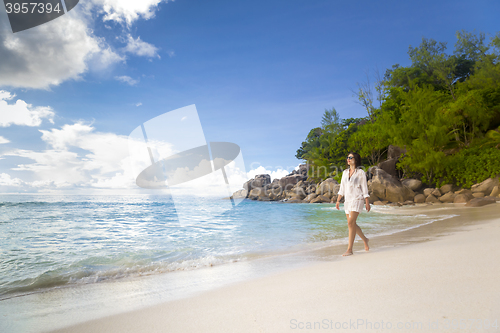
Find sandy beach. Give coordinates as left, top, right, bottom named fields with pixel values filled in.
left=48, top=203, right=500, bottom=333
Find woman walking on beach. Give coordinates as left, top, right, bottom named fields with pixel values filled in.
left=336, top=152, right=370, bottom=256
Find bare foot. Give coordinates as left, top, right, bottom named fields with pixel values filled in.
left=364, top=238, right=370, bottom=252
left=342, top=250, right=353, bottom=256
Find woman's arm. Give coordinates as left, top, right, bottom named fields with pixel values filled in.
left=360, top=170, right=370, bottom=212
left=360, top=170, right=370, bottom=199
left=336, top=194, right=343, bottom=210
left=336, top=171, right=345, bottom=210
left=337, top=171, right=345, bottom=197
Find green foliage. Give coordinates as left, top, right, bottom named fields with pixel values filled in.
left=485, top=126, right=500, bottom=148
left=433, top=146, right=500, bottom=188
left=297, top=29, right=500, bottom=187
left=333, top=172, right=342, bottom=184
left=490, top=32, right=500, bottom=58
left=349, top=119, right=390, bottom=165
left=295, top=127, right=323, bottom=160
left=296, top=108, right=369, bottom=182
left=342, top=117, right=366, bottom=128
left=454, top=30, right=488, bottom=64
left=387, top=85, right=449, bottom=182
left=304, top=123, right=359, bottom=183
left=384, top=66, right=431, bottom=91
left=321, top=108, right=343, bottom=135
left=327, top=123, right=358, bottom=167
left=444, top=88, right=493, bottom=146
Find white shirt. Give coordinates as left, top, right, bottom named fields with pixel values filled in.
left=337, top=168, right=370, bottom=202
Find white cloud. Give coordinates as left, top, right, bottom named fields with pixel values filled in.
left=90, top=0, right=167, bottom=25
left=115, top=75, right=139, bottom=86
left=123, top=34, right=160, bottom=58
left=39, top=122, right=133, bottom=175
left=130, top=150, right=248, bottom=196
left=10, top=149, right=90, bottom=185
left=4, top=122, right=138, bottom=190
left=0, top=173, right=24, bottom=187
left=0, top=0, right=166, bottom=89
left=90, top=45, right=126, bottom=71
left=136, top=102, right=142, bottom=107
left=0, top=90, right=54, bottom=127
left=38, top=122, right=93, bottom=150
left=0, top=172, right=56, bottom=193
left=1, top=119, right=252, bottom=195
left=0, top=136, right=10, bottom=144
left=0, top=121, right=255, bottom=196
left=0, top=12, right=121, bottom=89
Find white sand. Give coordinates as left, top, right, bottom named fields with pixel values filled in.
left=51, top=206, right=500, bottom=333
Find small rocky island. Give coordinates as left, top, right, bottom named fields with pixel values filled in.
left=231, top=146, right=500, bottom=208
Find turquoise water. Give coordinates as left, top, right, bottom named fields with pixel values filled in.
left=0, top=195, right=451, bottom=302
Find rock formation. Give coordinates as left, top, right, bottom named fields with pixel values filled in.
left=230, top=162, right=500, bottom=208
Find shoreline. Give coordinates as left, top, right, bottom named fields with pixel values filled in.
left=0, top=199, right=450, bottom=302
left=45, top=202, right=500, bottom=333
left=0, top=201, right=461, bottom=302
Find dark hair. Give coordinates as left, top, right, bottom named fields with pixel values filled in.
left=346, top=152, right=362, bottom=168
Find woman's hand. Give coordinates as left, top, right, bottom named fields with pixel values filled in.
left=336, top=201, right=340, bottom=210
left=365, top=198, right=370, bottom=212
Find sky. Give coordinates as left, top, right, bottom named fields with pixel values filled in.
left=0, top=0, right=499, bottom=194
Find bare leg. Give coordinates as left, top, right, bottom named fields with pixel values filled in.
left=356, top=224, right=369, bottom=251
left=342, top=212, right=358, bottom=256
left=343, top=212, right=369, bottom=256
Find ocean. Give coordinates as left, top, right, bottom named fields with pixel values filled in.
left=0, top=194, right=456, bottom=332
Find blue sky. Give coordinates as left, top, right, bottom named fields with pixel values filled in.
left=0, top=0, right=499, bottom=193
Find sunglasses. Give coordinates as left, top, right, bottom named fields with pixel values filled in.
left=347, top=156, right=354, bottom=160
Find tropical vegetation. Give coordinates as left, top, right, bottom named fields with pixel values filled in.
left=296, top=30, right=500, bottom=187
